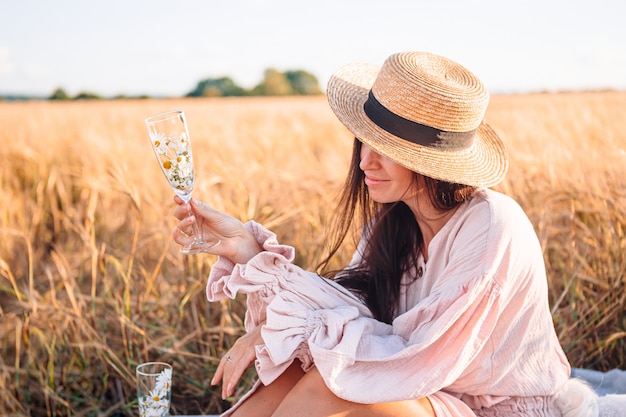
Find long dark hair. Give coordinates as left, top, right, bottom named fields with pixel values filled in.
left=317, top=139, right=476, bottom=324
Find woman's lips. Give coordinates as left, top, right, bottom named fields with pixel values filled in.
left=364, top=175, right=387, bottom=187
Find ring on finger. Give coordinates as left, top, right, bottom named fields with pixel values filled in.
left=226, top=355, right=233, bottom=363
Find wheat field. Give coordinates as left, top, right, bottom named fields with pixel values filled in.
left=1, top=93, right=625, bottom=416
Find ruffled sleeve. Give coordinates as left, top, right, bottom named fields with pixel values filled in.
left=206, top=221, right=294, bottom=300
left=206, top=221, right=368, bottom=325
left=206, top=220, right=300, bottom=330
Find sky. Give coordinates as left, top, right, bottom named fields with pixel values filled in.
left=1, top=0, right=625, bottom=97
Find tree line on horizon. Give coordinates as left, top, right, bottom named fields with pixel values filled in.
left=2, top=68, right=323, bottom=101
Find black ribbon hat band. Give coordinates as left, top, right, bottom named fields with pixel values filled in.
left=363, top=91, right=476, bottom=150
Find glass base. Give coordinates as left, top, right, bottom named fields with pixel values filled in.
left=180, top=239, right=221, bottom=255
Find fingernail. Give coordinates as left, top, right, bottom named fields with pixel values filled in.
left=227, top=383, right=233, bottom=397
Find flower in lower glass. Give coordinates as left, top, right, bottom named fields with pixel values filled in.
left=155, top=367, right=172, bottom=391
left=138, top=367, right=172, bottom=417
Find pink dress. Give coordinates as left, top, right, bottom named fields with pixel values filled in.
left=207, top=189, right=588, bottom=416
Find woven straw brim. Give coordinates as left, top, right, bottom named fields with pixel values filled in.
left=327, top=63, right=509, bottom=188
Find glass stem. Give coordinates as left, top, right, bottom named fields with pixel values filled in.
left=188, top=205, right=203, bottom=244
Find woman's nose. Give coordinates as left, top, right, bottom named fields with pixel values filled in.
left=359, top=143, right=379, bottom=170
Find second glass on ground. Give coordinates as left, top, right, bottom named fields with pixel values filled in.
left=136, top=361, right=173, bottom=417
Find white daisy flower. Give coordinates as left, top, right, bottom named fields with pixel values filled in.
left=178, top=132, right=190, bottom=151
left=155, top=367, right=172, bottom=392
left=150, top=132, right=168, bottom=155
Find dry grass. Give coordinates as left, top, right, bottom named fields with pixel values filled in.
left=0, top=92, right=624, bottom=416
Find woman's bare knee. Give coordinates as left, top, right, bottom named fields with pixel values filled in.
left=271, top=368, right=339, bottom=417
left=229, top=362, right=305, bottom=417
left=272, top=368, right=434, bottom=417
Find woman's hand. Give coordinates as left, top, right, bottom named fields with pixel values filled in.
left=172, top=196, right=262, bottom=264
left=211, top=324, right=264, bottom=399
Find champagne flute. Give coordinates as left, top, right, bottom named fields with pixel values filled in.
left=145, top=110, right=219, bottom=254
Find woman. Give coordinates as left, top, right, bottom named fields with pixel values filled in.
left=173, top=52, right=597, bottom=416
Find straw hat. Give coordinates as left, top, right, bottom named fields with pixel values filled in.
left=327, top=51, right=508, bottom=187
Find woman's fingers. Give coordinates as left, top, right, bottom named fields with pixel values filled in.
left=212, top=327, right=264, bottom=398
left=172, top=197, right=192, bottom=221
left=171, top=198, right=221, bottom=245
left=211, top=357, right=225, bottom=386
left=172, top=217, right=196, bottom=245
left=222, top=357, right=247, bottom=398
left=212, top=350, right=253, bottom=399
